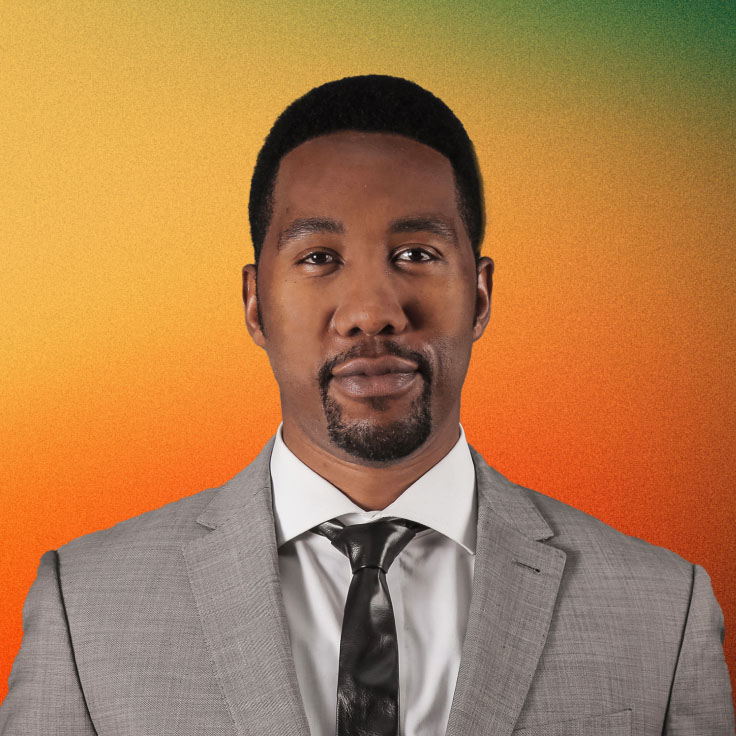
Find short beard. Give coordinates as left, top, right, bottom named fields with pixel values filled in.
left=317, top=342, right=433, bottom=464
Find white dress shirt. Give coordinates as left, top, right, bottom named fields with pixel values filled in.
left=270, top=424, right=477, bottom=736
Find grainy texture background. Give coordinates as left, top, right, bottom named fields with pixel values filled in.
left=2, top=0, right=734, bottom=702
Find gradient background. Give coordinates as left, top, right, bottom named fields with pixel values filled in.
left=2, top=0, right=735, bottom=704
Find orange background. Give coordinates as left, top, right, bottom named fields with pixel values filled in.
left=2, top=1, right=734, bottom=703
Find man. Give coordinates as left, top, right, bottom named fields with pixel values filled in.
left=1, top=75, right=733, bottom=735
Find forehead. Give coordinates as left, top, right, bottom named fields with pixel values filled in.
left=270, top=131, right=459, bottom=223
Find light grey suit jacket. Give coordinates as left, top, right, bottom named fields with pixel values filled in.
left=1, top=439, right=734, bottom=735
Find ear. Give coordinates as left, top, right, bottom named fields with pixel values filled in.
left=472, top=256, right=493, bottom=341
left=242, top=264, right=267, bottom=348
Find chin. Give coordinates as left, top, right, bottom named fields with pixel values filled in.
left=322, top=389, right=433, bottom=464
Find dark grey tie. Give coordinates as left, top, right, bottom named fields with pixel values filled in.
left=313, top=518, right=426, bottom=736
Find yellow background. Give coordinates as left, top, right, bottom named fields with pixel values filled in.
left=2, top=0, right=735, bottom=700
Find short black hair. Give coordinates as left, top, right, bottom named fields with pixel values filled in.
left=248, top=74, right=485, bottom=263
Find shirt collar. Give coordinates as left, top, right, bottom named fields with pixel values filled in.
left=270, top=424, right=477, bottom=554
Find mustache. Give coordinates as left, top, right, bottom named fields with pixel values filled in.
left=317, top=340, right=433, bottom=394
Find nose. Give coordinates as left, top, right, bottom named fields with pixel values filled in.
left=331, top=269, right=409, bottom=337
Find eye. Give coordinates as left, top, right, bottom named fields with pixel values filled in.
left=394, top=247, right=435, bottom=263
left=298, top=251, right=336, bottom=266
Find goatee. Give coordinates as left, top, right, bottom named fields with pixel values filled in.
left=317, top=342, right=433, bottom=463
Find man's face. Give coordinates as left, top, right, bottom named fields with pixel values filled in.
left=244, top=131, right=492, bottom=465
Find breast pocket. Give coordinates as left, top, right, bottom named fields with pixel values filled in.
left=511, top=708, right=631, bottom=736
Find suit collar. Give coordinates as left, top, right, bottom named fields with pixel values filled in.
left=468, top=445, right=555, bottom=541
left=194, top=437, right=276, bottom=531
left=195, top=439, right=552, bottom=541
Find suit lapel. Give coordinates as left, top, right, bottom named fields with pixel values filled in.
left=445, top=449, right=567, bottom=736
left=182, top=439, right=310, bottom=736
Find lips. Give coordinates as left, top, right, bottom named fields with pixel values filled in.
left=331, top=355, right=419, bottom=378
left=330, top=355, right=422, bottom=399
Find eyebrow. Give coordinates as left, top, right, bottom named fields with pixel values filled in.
left=276, top=213, right=458, bottom=251
left=277, top=217, right=344, bottom=250
left=388, top=215, right=457, bottom=242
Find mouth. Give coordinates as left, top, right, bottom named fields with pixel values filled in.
left=330, top=355, right=422, bottom=399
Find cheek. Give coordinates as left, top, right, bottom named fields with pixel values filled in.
left=427, top=292, right=476, bottom=386
left=427, top=275, right=477, bottom=334
left=431, top=335, right=473, bottom=391
left=261, top=288, right=328, bottom=387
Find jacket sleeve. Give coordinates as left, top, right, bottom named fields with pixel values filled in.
left=663, top=563, right=735, bottom=735
left=0, top=550, right=97, bottom=735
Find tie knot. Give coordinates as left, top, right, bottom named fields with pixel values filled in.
left=313, top=518, right=425, bottom=573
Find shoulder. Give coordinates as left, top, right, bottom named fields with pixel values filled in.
left=485, top=468, right=703, bottom=642
left=57, top=483, right=220, bottom=562
left=522, top=483, right=692, bottom=580
left=471, top=447, right=694, bottom=587
left=41, top=483, right=226, bottom=610
left=57, top=440, right=276, bottom=565
left=503, top=480, right=698, bottom=611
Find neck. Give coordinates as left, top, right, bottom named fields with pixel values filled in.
left=280, top=416, right=461, bottom=510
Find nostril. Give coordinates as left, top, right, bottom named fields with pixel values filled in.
left=333, top=304, right=409, bottom=338
left=360, top=323, right=397, bottom=337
